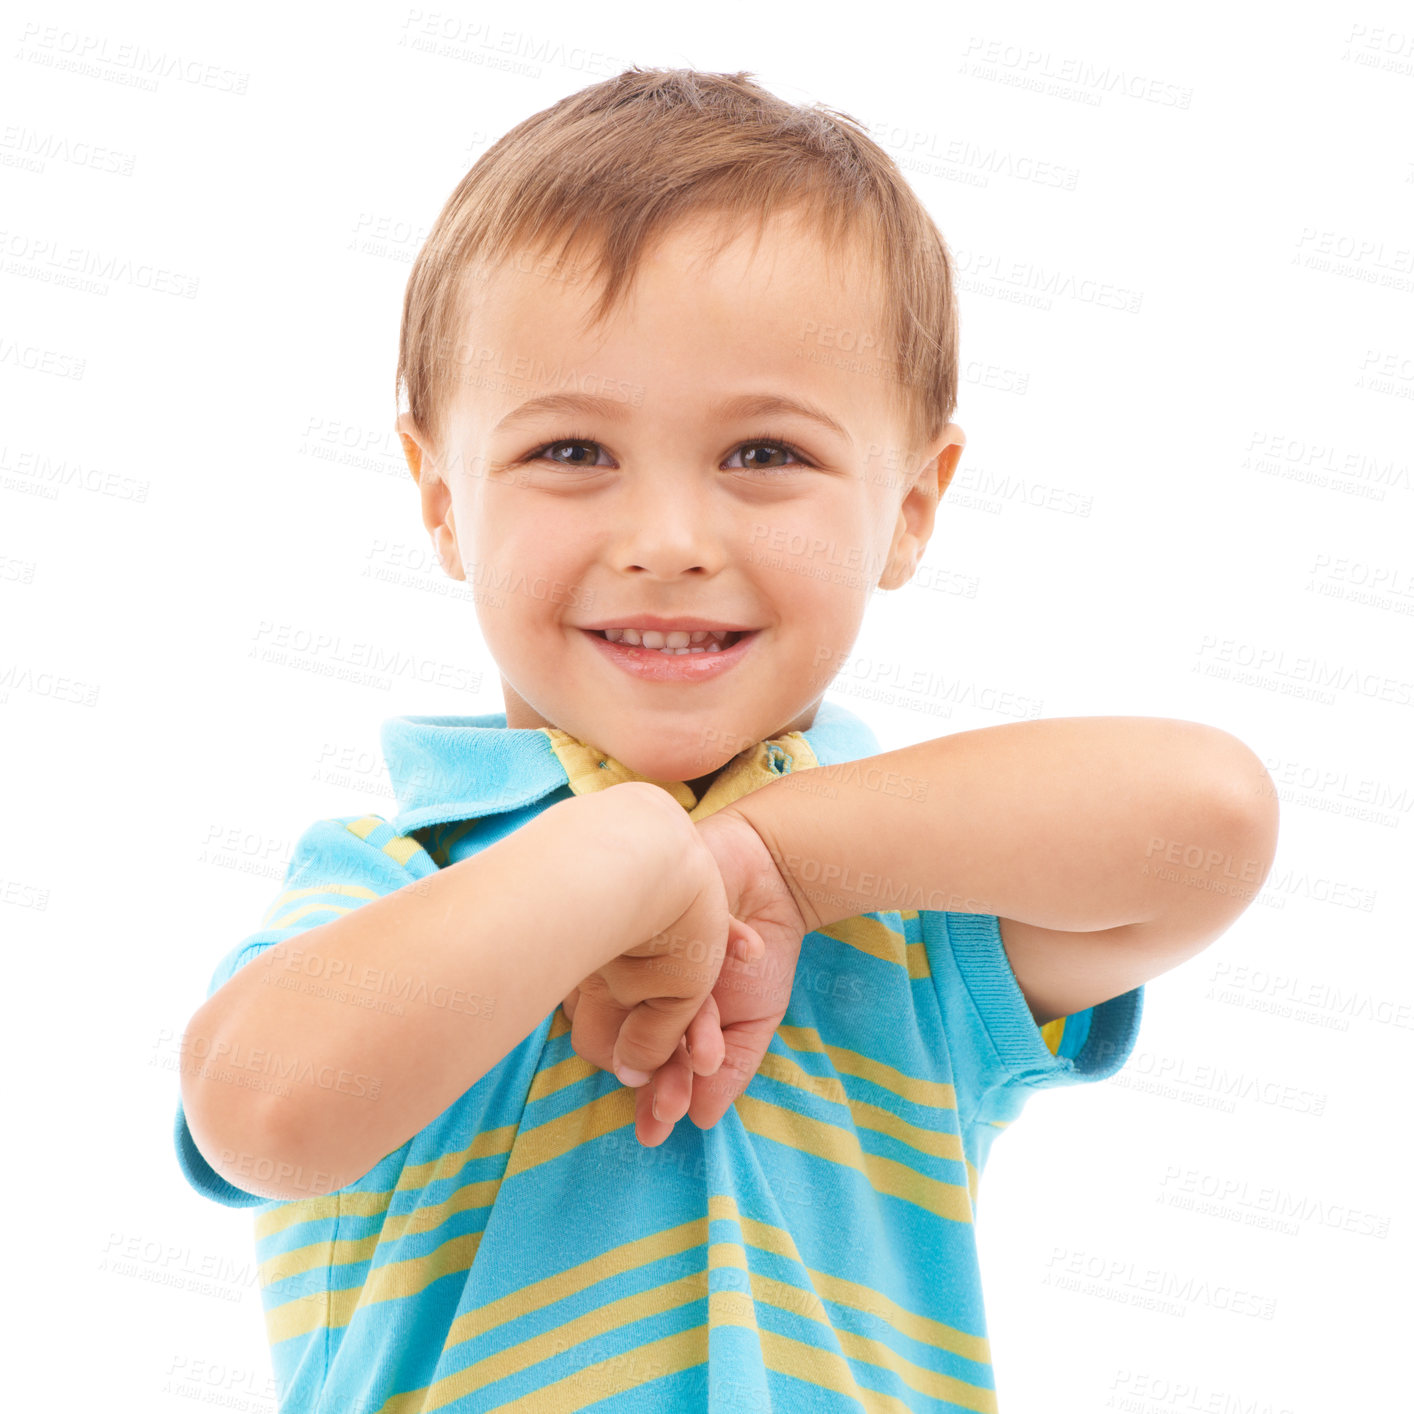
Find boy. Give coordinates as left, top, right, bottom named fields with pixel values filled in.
left=174, top=67, right=1278, bottom=1413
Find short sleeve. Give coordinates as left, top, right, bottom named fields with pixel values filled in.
left=919, top=909, right=1143, bottom=1123
left=173, top=815, right=436, bottom=1208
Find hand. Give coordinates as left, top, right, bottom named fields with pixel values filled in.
left=560, top=910, right=767, bottom=1146
left=562, top=806, right=808, bottom=1143
left=683, top=807, right=810, bottom=1131
left=558, top=798, right=768, bottom=1146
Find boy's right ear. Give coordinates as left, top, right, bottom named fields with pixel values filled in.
left=396, top=412, right=428, bottom=486
left=397, top=412, right=465, bottom=581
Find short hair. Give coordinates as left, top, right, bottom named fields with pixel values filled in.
left=396, top=66, right=959, bottom=469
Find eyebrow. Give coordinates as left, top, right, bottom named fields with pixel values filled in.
left=491, top=391, right=854, bottom=446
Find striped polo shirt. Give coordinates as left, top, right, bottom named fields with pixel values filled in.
left=173, top=696, right=1144, bottom=1412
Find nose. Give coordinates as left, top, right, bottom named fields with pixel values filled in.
left=609, top=473, right=730, bottom=579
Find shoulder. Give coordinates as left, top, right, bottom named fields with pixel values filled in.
left=261, top=814, right=438, bottom=919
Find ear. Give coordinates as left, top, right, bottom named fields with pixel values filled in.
left=396, top=410, right=426, bottom=486
left=396, top=412, right=465, bottom=581
left=878, top=422, right=965, bottom=592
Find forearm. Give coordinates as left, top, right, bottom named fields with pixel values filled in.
left=726, top=716, right=1268, bottom=934
left=180, top=783, right=690, bottom=1199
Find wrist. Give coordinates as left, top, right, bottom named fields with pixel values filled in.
left=547, top=784, right=702, bottom=958
left=701, top=802, right=821, bottom=937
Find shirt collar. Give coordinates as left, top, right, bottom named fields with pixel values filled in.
left=380, top=695, right=881, bottom=832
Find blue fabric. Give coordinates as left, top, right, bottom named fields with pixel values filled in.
left=172, top=696, right=1143, bottom=1412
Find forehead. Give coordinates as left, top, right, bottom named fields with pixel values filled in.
left=445, top=209, right=900, bottom=446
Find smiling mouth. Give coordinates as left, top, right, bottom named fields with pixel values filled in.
left=587, top=628, right=751, bottom=654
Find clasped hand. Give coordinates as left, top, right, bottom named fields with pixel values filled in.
left=559, top=804, right=809, bottom=1147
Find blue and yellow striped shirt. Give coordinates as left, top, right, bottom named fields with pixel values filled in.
left=174, top=697, right=1143, bottom=1412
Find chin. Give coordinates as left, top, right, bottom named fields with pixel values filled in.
left=589, top=728, right=732, bottom=785
left=613, top=747, right=723, bottom=785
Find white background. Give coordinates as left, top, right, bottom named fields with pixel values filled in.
left=5, top=1, right=1411, bottom=1409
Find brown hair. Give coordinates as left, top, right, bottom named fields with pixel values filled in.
left=396, top=66, right=959, bottom=466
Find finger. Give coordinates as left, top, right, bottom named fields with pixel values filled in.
left=570, top=990, right=631, bottom=1077
left=560, top=987, right=580, bottom=1023
left=611, top=994, right=704, bottom=1086
left=686, top=1014, right=782, bottom=1131
left=642, top=1039, right=694, bottom=1142
left=727, top=915, right=766, bottom=966
left=684, top=992, right=725, bottom=1076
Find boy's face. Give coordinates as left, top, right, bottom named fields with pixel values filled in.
left=400, top=208, right=964, bottom=786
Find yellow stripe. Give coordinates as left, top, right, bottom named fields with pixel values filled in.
left=1040, top=1016, right=1066, bottom=1056
left=816, top=913, right=908, bottom=968
left=386, top=1207, right=950, bottom=1414
left=698, top=1232, right=883, bottom=1406
left=336, top=1186, right=994, bottom=1413
left=705, top=1228, right=922, bottom=1406
left=831, top=1318, right=998, bottom=1413
left=261, top=1231, right=378, bottom=1288
left=481, top=1330, right=708, bottom=1414
left=264, top=899, right=362, bottom=929
left=897, top=906, right=950, bottom=986
left=386, top=1324, right=932, bottom=1414
left=776, top=1025, right=957, bottom=1111
left=259, top=883, right=378, bottom=927
left=753, top=1050, right=963, bottom=1163
left=259, top=1176, right=501, bottom=1286
left=734, top=1092, right=974, bottom=1223
left=397, top=1122, right=520, bottom=1195
left=384, top=1270, right=711, bottom=1413
left=261, top=1289, right=331, bottom=1350
left=255, top=1188, right=395, bottom=1242
left=757, top=1327, right=923, bottom=1414
left=265, top=1231, right=484, bottom=1346
left=261, top=1088, right=616, bottom=1339
left=382, top=833, right=426, bottom=868
left=503, top=1089, right=635, bottom=1179
left=254, top=1125, right=519, bottom=1242
left=445, top=1217, right=708, bottom=1349
left=334, top=814, right=430, bottom=871
left=742, top=1266, right=997, bottom=1411
left=698, top=1216, right=967, bottom=1414
left=718, top=1199, right=993, bottom=1388
left=800, top=1264, right=990, bottom=1365
left=525, top=1051, right=600, bottom=1103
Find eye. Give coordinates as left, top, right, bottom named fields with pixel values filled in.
left=724, top=438, right=812, bottom=474
left=523, top=436, right=609, bottom=470
left=517, top=433, right=814, bottom=474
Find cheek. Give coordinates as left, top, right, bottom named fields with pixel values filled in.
left=478, top=504, right=578, bottom=563
left=470, top=523, right=583, bottom=634
left=768, top=565, right=869, bottom=657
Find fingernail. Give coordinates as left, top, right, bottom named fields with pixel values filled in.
left=616, top=1064, right=651, bottom=1087
left=651, top=1091, right=661, bottom=1121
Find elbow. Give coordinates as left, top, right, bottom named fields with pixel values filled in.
left=179, top=1006, right=345, bottom=1202
left=1201, top=729, right=1281, bottom=895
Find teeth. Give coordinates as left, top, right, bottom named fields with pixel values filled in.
left=600, top=627, right=742, bottom=654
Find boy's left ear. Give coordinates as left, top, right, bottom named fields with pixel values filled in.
left=878, top=423, right=966, bottom=590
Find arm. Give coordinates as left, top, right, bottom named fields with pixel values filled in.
left=721, top=717, right=1280, bottom=1026
left=180, top=782, right=710, bottom=1201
